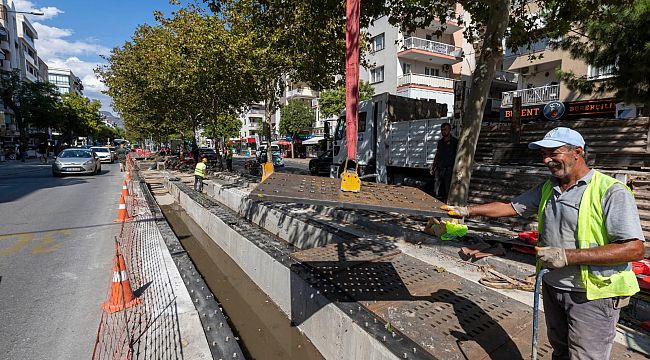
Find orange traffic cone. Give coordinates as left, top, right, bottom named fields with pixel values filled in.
left=114, top=195, right=132, bottom=222
left=121, top=180, right=129, bottom=198
left=102, top=248, right=142, bottom=313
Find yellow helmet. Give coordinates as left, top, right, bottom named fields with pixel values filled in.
left=202, top=158, right=208, bottom=163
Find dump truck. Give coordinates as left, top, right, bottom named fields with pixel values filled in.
left=331, top=92, right=452, bottom=191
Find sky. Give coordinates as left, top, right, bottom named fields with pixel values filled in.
left=12, top=0, right=185, bottom=114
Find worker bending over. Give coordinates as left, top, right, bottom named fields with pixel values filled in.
left=442, top=127, right=644, bottom=360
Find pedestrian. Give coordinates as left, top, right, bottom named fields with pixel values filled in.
left=441, top=127, right=644, bottom=360
left=18, top=143, right=27, bottom=162
left=429, top=122, right=458, bottom=202
left=191, top=143, right=199, bottom=163
left=226, top=147, right=233, bottom=172
left=37, top=141, right=48, bottom=164
left=116, top=143, right=128, bottom=172
left=194, top=157, right=208, bottom=192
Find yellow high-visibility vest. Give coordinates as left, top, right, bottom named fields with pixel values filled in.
left=538, top=170, right=639, bottom=300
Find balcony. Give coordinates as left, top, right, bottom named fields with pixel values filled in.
left=286, top=87, right=318, bottom=99
left=397, top=73, right=455, bottom=91
left=494, top=70, right=519, bottom=84
left=501, top=84, right=560, bottom=107
left=398, top=37, right=463, bottom=65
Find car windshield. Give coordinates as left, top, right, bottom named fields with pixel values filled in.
left=60, top=149, right=92, bottom=158
left=91, top=147, right=110, bottom=153
left=200, top=148, right=216, bottom=154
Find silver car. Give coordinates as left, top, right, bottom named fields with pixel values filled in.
left=52, top=149, right=101, bottom=176
left=90, top=146, right=114, bottom=163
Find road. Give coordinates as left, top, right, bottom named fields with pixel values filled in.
left=0, top=160, right=122, bottom=359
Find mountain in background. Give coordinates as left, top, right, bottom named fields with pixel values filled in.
left=100, top=111, right=124, bottom=129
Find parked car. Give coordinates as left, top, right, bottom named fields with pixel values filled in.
left=199, top=147, right=218, bottom=163
left=258, top=149, right=284, bottom=167
left=90, top=146, right=114, bottom=163
left=52, top=149, right=101, bottom=176
left=309, top=150, right=333, bottom=176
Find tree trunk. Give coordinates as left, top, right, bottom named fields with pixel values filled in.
left=447, top=0, right=512, bottom=206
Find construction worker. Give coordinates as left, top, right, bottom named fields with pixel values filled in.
left=194, top=157, right=208, bottom=192
left=441, top=127, right=644, bottom=359
left=226, top=147, right=233, bottom=172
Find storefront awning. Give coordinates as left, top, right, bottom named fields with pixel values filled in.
left=302, top=136, right=324, bottom=145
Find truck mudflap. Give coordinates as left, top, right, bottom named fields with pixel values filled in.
left=250, top=172, right=447, bottom=217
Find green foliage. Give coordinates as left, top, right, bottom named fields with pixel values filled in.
left=96, top=7, right=259, bottom=143
left=56, top=93, right=103, bottom=142
left=202, top=113, right=242, bottom=140
left=554, top=0, right=650, bottom=105
left=279, top=99, right=314, bottom=136
left=319, top=80, right=375, bottom=119
left=0, top=69, right=60, bottom=145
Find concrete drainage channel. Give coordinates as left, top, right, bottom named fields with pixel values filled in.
left=159, top=201, right=325, bottom=359
left=160, top=178, right=429, bottom=360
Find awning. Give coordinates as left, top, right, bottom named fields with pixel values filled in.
left=302, top=136, right=324, bottom=145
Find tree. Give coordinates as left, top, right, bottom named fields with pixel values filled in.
left=0, top=69, right=60, bottom=149
left=96, top=6, right=259, bottom=151
left=202, top=113, right=242, bottom=144
left=554, top=1, right=650, bottom=109
left=319, top=80, right=375, bottom=119
left=55, top=93, right=102, bottom=143
left=279, top=99, right=314, bottom=158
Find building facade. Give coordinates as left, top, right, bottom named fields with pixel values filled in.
left=48, top=67, right=84, bottom=96
left=359, top=13, right=467, bottom=118
left=15, top=14, right=38, bottom=83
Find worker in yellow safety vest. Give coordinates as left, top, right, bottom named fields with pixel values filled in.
left=194, top=157, right=208, bottom=192
left=440, top=127, right=644, bottom=359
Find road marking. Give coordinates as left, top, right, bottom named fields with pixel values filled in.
left=0, top=229, right=72, bottom=256
left=32, top=230, right=71, bottom=254
left=0, top=233, right=33, bottom=257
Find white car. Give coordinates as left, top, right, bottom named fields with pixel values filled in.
left=90, top=147, right=114, bottom=163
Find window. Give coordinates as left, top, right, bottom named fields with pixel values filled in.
left=402, top=63, right=411, bottom=75
left=370, top=66, right=384, bottom=83
left=588, top=64, right=615, bottom=80
left=425, top=67, right=439, bottom=77
left=372, top=33, right=385, bottom=52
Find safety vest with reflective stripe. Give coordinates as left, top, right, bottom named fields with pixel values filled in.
left=194, top=162, right=206, bottom=178
left=538, top=170, right=640, bottom=300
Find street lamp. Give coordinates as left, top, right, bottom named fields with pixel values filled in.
left=6, top=10, right=45, bottom=16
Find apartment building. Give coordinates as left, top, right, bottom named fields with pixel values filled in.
left=239, top=102, right=266, bottom=138
left=48, top=67, right=84, bottom=96
left=15, top=14, right=38, bottom=82
left=360, top=13, right=468, bottom=117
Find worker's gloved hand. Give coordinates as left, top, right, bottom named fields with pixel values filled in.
left=440, top=205, right=469, bottom=218
left=536, top=247, right=568, bottom=269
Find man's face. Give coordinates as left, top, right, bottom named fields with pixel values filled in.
left=441, top=125, right=451, bottom=137
left=540, top=145, right=580, bottom=179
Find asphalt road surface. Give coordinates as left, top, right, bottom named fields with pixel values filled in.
left=0, top=161, right=123, bottom=359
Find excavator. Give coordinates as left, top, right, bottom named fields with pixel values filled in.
left=253, top=0, right=446, bottom=218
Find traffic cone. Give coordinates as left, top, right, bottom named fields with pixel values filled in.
left=113, top=195, right=132, bottom=222
left=121, top=180, right=129, bottom=198
left=102, top=248, right=142, bottom=313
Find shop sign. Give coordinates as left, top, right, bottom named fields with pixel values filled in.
left=500, top=98, right=617, bottom=121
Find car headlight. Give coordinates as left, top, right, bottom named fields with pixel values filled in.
left=84, top=160, right=94, bottom=165
left=55, top=160, right=62, bottom=167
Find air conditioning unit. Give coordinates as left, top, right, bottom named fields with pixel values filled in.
left=442, top=64, right=451, bottom=71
